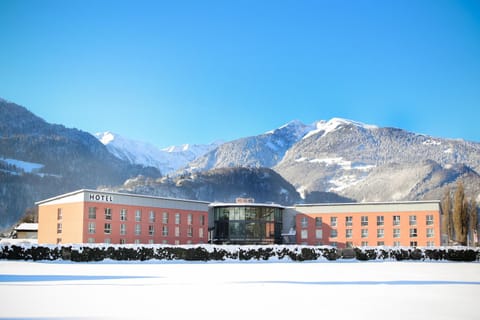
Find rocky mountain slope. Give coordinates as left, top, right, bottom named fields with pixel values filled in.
left=0, top=98, right=160, bottom=228
left=274, top=119, right=480, bottom=201
left=109, top=167, right=352, bottom=206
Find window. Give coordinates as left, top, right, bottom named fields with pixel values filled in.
left=393, top=228, right=400, bottom=238
left=56, top=238, right=62, bottom=244
left=409, top=215, right=417, bottom=226
left=104, top=238, right=111, bottom=244
left=148, top=239, right=154, bottom=244
left=410, top=241, right=418, bottom=247
left=104, top=223, right=111, bottom=234
left=377, top=229, right=384, bottom=238
left=105, top=208, right=112, bottom=220
left=88, top=222, right=96, bottom=234
left=135, top=224, right=141, bottom=235
left=426, top=215, right=434, bottom=225
left=162, top=212, right=169, bottom=224
left=87, top=238, right=95, bottom=244
left=135, top=210, right=142, bottom=222
left=427, top=241, right=435, bottom=247
left=120, top=224, right=126, bottom=235
left=134, top=239, right=140, bottom=244
left=187, top=213, right=193, bottom=225
left=330, top=229, right=338, bottom=238
left=175, top=213, right=180, bottom=225
left=187, top=226, right=193, bottom=237
left=200, top=215, right=205, bottom=226
left=120, top=239, right=126, bottom=244
left=175, top=226, right=180, bottom=237
left=393, top=215, right=400, bottom=226
left=162, top=225, right=168, bottom=236
left=57, top=223, right=62, bottom=234
left=149, top=225, right=154, bottom=236
left=346, top=229, right=352, bottom=238
left=88, top=207, right=96, bottom=219
left=120, top=209, right=127, bottom=221
left=361, top=216, right=368, bottom=226
left=427, top=228, right=434, bottom=238
left=345, top=216, right=353, bottom=227
left=301, top=216, right=308, bottom=228
left=315, top=217, right=322, bottom=227
left=315, top=229, right=323, bottom=239
left=346, top=241, right=353, bottom=248
left=361, top=229, right=368, bottom=238
left=57, top=208, right=62, bottom=220
left=410, top=228, right=418, bottom=237
left=393, top=241, right=401, bottom=247
left=301, top=229, right=308, bottom=240
left=330, top=217, right=337, bottom=227
left=377, top=216, right=384, bottom=226
left=377, top=241, right=384, bottom=246
left=199, top=227, right=204, bottom=238
left=149, top=211, right=155, bottom=223
left=361, top=241, right=368, bottom=247
left=331, top=241, right=337, bottom=247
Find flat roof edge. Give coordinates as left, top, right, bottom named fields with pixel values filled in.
left=35, top=189, right=211, bottom=206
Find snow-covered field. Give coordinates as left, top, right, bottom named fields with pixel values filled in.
left=1, top=260, right=479, bottom=319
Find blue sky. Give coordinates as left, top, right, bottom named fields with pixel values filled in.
left=1, top=0, right=479, bottom=147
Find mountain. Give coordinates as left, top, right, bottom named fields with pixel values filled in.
left=109, top=167, right=302, bottom=205
left=95, top=131, right=221, bottom=174
left=184, top=120, right=314, bottom=172
left=0, top=99, right=160, bottom=229
left=274, top=118, right=480, bottom=201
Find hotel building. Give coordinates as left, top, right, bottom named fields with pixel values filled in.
left=37, top=190, right=442, bottom=247
left=37, top=190, right=209, bottom=245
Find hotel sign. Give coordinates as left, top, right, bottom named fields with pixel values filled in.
left=89, top=193, right=113, bottom=202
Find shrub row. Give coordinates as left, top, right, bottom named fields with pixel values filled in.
left=0, top=244, right=478, bottom=262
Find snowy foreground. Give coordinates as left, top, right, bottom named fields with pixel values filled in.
left=0, top=260, right=479, bottom=320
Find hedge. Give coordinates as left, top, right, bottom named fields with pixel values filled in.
left=0, top=244, right=479, bottom=262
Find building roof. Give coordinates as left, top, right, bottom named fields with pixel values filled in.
left=294, top=200, right=441, bottom=214
left=209, top=202, right=285, bottom=209
left=15, top=223, right=38, bottom=231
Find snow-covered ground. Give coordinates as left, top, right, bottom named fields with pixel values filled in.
left=0, top=260, right=479, bottom=319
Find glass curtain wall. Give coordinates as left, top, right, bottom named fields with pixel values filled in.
left=213, top=206, right=283, bottom=244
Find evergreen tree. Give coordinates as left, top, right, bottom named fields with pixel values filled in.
left=453, top=181, right=468, bottom=245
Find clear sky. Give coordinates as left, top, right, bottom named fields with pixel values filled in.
left=1, top=0, right=479, bottom=147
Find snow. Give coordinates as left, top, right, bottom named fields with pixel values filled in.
left=0, top=260, right=478, bottom=319
left=94, top=132, right=221, bottom=174
left=303, top=117, right=378, bottom=140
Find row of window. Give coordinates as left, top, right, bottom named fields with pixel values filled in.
left=85, top=238, right=203, bottom=245
left=86, top=207, right=205, bottom=225
left=302, top=215, right=434, bottom=228
left=300, top=227, right=435, bottom=240
left=315, top=241, right=436, bottom=248
left=84, top=222, right=205, bottom=238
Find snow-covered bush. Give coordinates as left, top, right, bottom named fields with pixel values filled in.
left=0, top=243, right=479, bottom=262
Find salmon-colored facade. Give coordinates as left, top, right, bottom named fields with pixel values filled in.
left=37, top=190, right=209, bottom=245
left=38, top=190, right=442, bottom=247
left=294, top=202, right=441, bottom=248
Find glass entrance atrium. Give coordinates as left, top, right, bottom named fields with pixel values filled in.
left=212, top=204, right=283, bottom=244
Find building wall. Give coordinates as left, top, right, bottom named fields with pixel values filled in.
left=81, top=202, right=208, bottom=245
left=295, top=203, right=441, bottom=248
left=37, top=190, right=209, bottom=245
left=38, top=202, right=85, bottom=244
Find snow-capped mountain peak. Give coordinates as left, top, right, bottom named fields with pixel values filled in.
left=303, top=117, right=378, bottom=140
left=94, top=132, right=220, bottom=174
